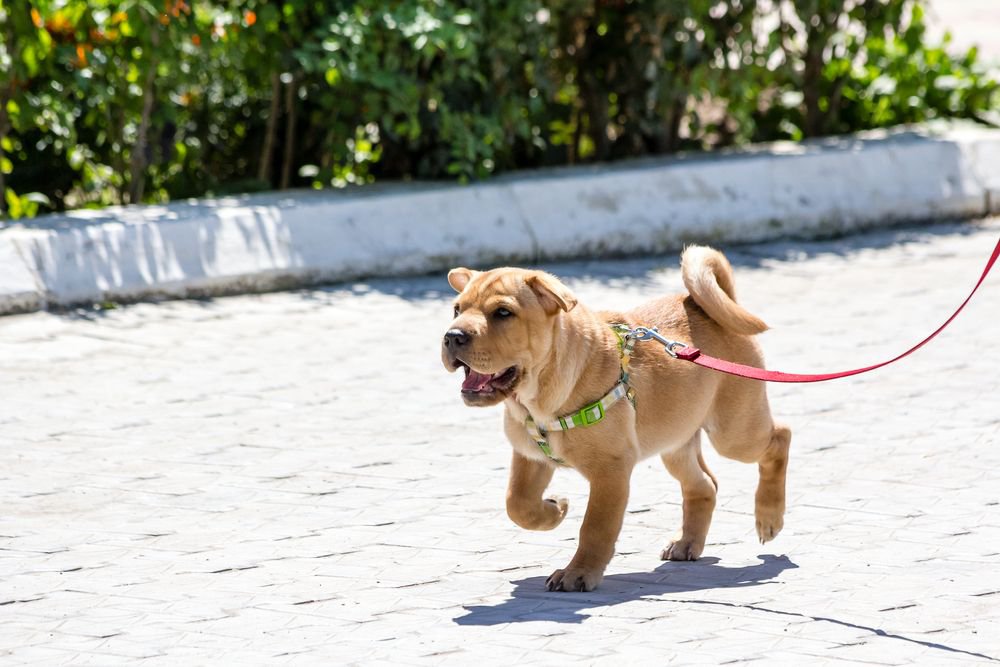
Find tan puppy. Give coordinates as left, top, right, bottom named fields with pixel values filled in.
left=441, top=247, right=791, bottom=592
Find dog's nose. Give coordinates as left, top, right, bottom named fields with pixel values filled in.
left=443, top=328, right=470, bottom=347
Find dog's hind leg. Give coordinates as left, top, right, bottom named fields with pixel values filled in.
left=753, top=423, right=791, bottom=543
left=705, top=382, right=791, bottom=544
left=661, top=431, right=718, bottom=561
left=506, top=452, right=568, bottom=531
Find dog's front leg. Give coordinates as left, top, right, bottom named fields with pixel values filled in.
left=506, top=452, right=568, bottom=531
left=546, top=461, right=631, bottom=592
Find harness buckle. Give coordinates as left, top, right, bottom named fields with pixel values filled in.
left=579, top=400, right=605, bottom=426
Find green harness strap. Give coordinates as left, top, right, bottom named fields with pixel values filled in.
left=524, top=324, right=637, bottom=465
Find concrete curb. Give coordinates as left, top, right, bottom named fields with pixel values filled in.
left=2, top=123, right=999, bottom=315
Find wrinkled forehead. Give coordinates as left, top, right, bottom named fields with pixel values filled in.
left=458, top=269, right=530, bottom=306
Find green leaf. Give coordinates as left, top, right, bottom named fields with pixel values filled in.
left=21, top=43, right=39, bottom=76
left=4, top=188, right=23, bottom=219
left=37, top=26, right=52, bottom=53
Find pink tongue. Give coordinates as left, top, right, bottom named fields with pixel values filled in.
left=462, top=370, right=494, bottom=392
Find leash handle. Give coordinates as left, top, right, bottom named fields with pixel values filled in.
left=646, top=236, right=1000, bottom=383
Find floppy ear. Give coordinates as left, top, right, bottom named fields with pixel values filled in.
left=447, top=267, right=478, bottom=293
left=526, top=272, right=578, bottom=314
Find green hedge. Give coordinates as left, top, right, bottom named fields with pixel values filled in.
left=1, top=0, right=997, bottom=219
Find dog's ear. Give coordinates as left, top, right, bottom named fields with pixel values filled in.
left=448, top=267, right=478, bottom=293
left=526, top=272, right=578, bottom=314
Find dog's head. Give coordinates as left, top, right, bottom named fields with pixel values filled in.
left=441, top=267, right=578, bottom=407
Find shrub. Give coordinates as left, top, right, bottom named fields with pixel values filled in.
left=0, top=0, right=996, bottom=219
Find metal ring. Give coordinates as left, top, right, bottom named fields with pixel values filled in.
left=664, top=341, right=688, bottom=358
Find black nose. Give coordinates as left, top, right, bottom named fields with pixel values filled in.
left=444, top=328, right=470, bottom=347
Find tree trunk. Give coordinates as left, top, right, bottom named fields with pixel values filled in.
left=583, top=81, right=610, bottom=161
left=577, top=15, right=611, bottom=163
left=128, top=27, right=158, bottom=205
left=568, top=106, right=580, bottom=165
left=824, top=75, right=847, bottom=135
left=802, top=21, right=830, bottom=138
left=663, top=95, right=686, bottom=153
left=257, top=71, right=281, bottom=185
left=113, top=108, right=128, bottom=204
left=279, top=76, right=298, bottom=190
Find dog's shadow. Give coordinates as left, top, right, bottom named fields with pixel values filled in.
left=454, top=554, right=796, bottom=626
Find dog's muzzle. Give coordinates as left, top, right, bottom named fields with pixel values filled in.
left=443, top=328, right=470, bottom=348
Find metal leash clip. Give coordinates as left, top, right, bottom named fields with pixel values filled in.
left=627, top=326, right=690, bottom=358
left=627, top=326, right=659, bottom=342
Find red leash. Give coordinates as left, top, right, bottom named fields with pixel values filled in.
left=641, top=236, right=1000, bottom=383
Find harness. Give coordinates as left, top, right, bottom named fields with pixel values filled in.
left=524, top=324, right=637, bottom=465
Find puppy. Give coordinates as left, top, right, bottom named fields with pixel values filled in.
left=441, top=247, right=790, bottom=592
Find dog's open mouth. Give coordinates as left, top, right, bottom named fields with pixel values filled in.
left=459, top=364, right=519, bottom=396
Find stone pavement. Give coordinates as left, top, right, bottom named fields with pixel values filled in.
left=1, top=219, right=999, bottom=665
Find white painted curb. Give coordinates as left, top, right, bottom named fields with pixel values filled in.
left=0, top=231, right=41, bottom=314
left=2, top=123, right=999, bottom=315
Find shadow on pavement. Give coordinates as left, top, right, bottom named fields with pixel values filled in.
left=455, top=552, right=997, bottom=662
left=454, top=554, right=797, bottom=626
left=312, top=218, right=990, bottom=305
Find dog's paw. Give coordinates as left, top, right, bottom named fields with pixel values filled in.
left=545, top=566, right=603, bottom=592
left=544, top=496, right=569, bottom=523
left=508, top=496, right=568, bottom=531
left=660, top=538, right=704, bottom=561
left=755, top=506, right=784, bottom=544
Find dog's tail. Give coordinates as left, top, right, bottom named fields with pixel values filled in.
left=681, top=245, right=768, bottom=336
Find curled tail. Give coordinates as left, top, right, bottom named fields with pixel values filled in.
left=681, top=245, right=768, bottom=336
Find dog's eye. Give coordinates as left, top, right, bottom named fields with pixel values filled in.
left=453, top=304, right=460, bottom=317
left=494, top=307, right=513, bottom=319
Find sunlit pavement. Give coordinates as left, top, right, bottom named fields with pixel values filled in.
left=1, top=218, right=998, bottom=664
